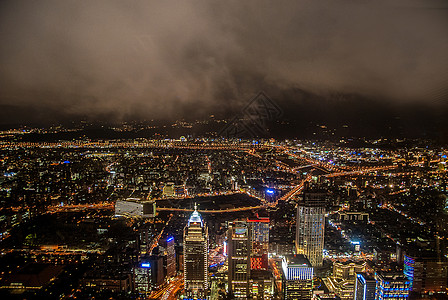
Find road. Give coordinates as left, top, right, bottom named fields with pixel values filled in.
left=148, top=275, right=183, bottom=299
left=277, top=173, right=313, bottom=203
left=148, top=214, right=173, bottom=254
left=269, top=258, right=282, bottom=295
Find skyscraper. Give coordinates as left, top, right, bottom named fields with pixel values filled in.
left=295, top=190, right=326, bottom=267
left=247, top=213, right=269, bottom=270
left=354, top=273, right=376, bottom=300
left=228, top=220, right=251, bottom=298
left=161, top=236, right=176, bottom=278
left=134, top=259, right=152, bottom=294
left=282, top=254, right=314, bottom=300
left=183, top=205, right=208, bottom=299
left=137, top=222, right=153, bottom=255
left=404, top=254, right=448, bottom=294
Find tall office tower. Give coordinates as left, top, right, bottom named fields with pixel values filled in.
left=149, top=254, right=165, bottom=287
left=295, top=190, right=326, bottom=267
left=228, top=220, right=251, bottom=298
left=161, top=236, right=176, bottom=278
left=137, top=223, right=153, bottom=254
left=183, top=205, right=209, bottom=299
left=247, top=213, right=270, bottom=270
left=134, top=259, right=152, bottom=294
left=375, top=272, right=410, bottom=300
left=354, top=273, right=376, bottom=300
left=282, top=254, right=314, bottom=300
left=404, top=254, right=448, bottom=294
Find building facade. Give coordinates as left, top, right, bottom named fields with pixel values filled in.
left=282, top=254, right=313, bottom=300
left=248, top=214, right=270, bottom=270
left=161, top=236, right=176, bottom=278
left=183, top=206, right=208, bottom=299
left=134, top=260, right=152, bottom=294
left=354, top=272, right=376, bottom=300
left=295, top=191, right=326, bottom=267
left=404, top=254, right=448, bottom=294
left=228, top=220, right=251, bottom=298
left=375, top=272, right=410, bottom=300
left=327, top=261, right=366, bottom=300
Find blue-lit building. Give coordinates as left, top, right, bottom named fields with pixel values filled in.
left=282, top=254, right=314, bottom=300
left=354, top=272, right=376, bottom=300
left=404, top=254, right=448, bottom=294
left=374, top=272, right=410, bottom=300
left=403, top=256, right=414, bottom=290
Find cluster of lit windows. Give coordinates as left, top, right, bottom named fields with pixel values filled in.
left=403, top=256, right=415, bottom=289
left=286, top=266, right=314, bottom=281
left=376, top=280, right=410, bottom=299
left=251, top=257, right=262, bottom=270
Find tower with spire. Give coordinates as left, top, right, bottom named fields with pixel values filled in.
left=183, top=204, right=209, bottom=299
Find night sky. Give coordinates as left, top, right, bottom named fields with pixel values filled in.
left=0, top=1, right=447, bottom=138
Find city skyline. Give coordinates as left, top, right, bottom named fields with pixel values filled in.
left=0, top=1, right=447, bottom=299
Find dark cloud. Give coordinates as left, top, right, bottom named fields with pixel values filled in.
left=0, top=0, right=447, bottom=123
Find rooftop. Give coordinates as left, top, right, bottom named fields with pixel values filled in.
left=284, top=254, right=312, bottom=267
left=188, top=204, right=203, bottom=227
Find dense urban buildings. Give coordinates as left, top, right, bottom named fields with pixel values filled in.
left=0, top=136, right=447, bottom=299
left=1, top=0, right=447, bottom=298
left=403, top=253, right=448, bottom=295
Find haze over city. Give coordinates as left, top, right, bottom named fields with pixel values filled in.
left=1, top=0, right=448, bottom=132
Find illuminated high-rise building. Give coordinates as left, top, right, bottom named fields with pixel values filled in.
left=183, top=205, right=208, bottom=299
left=149, top=254, right=165, bottom=287
left=247, top=213, right=269, bottom=270
left=295, top=191, right=325, bottom=267
left=354, top=273, right=376, bottom=300
left=282, top=254, right=314, bottom=300
left=328, top=261, right=367, bottom=300
left=137, top=223, right=153, bottom=255
left=134, top=259, right=152, bottom=294
left=161, top=236, right=176, bottom=278
left=374, top=272, right=410, bottom=300
left=404, top=254, right=448, bottom=294
left=228, top=220, right=251, bottom=298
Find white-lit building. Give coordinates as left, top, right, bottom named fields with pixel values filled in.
left=114, top=198, right=156, bottom=218
left=183, top=205, right=208, bottom=300
left=295, top=191, right=325, bottom=267
left=134, top=261, right=152, bottom=294
left=282, top=254, right=314, bottom=300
